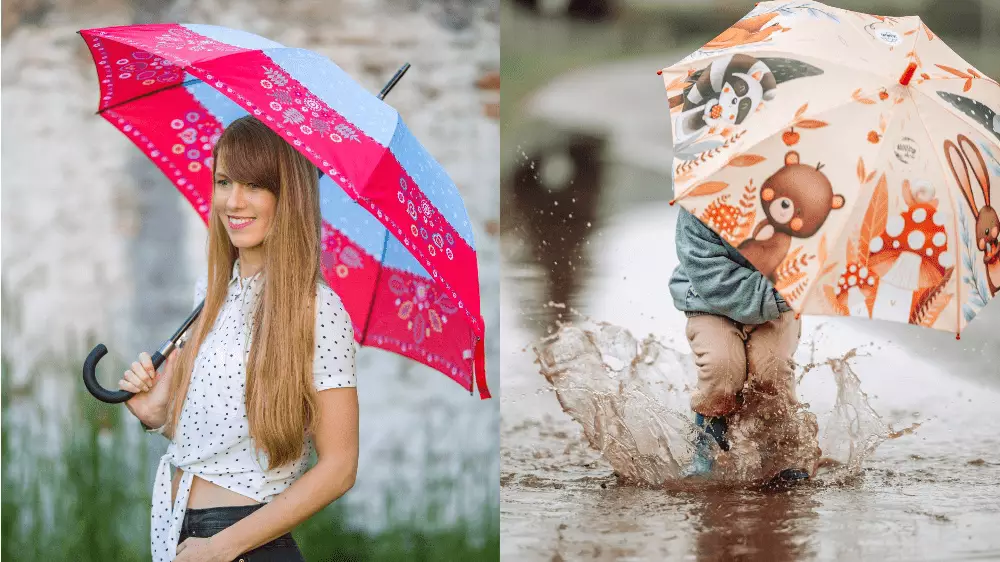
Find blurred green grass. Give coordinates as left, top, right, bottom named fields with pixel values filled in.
left=0, top=356, right=498, bottom=562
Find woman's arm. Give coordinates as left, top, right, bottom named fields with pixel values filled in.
left=211, top=387, right=360, bottom=558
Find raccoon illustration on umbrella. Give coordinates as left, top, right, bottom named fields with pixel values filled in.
left=668, top=54, right=825, bottom=160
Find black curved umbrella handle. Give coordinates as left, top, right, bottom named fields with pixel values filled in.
left=82, top=344, right=168, bottom=404
left=82, top=300, right=204, bottom=404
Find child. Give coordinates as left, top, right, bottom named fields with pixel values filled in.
left=670, top=207, right=810, bottom=482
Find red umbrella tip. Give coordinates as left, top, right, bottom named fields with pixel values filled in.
left=669, top=199, right=676, bottom=206
left=656, top=69, right=663, bottom=75
left=956, top=332, right=961, bottom=340
left=899, top=62, right=918, bottom=86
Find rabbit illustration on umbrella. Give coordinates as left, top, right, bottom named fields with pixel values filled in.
left=945, top=134, right=1000, bottom=296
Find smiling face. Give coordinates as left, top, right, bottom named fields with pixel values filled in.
left=213, top=156, right=278, bottom=251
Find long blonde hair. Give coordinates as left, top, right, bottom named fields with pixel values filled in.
left=167, top=116, right=325, bottom=469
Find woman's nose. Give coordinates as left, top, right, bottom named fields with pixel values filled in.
left=226, top=184, right=247, bottom=209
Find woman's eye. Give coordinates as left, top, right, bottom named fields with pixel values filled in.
left=215, top=179, right=229, bottom=186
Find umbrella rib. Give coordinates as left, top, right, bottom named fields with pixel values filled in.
left=360, top=230, right=391, bottom=345
left=96, top=78, right=204, bottom=115
left=905, top=85, right=968, bottom=336
left=793, top=93, right=906, bottom=319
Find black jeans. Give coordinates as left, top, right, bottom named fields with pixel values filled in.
left=178, top=504, right=305, bottom=562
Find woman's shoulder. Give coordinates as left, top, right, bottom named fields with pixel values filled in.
left=313, top=282, right=353, bottom=328
left=314, top=281, right=346, bottom=309
left=311, top=281, right=358, bottom=387
left=193, top=273, right=209, bottom=306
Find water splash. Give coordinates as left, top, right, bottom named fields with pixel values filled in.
left=533, top=320, right=892, bottom=487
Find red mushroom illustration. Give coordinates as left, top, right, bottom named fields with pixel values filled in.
left=835, top=260, right=879, bottom=317
left=867, top=180, right=952, bottom=323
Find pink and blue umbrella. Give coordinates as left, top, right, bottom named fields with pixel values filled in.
left=78, top=24, right=489, bottom=398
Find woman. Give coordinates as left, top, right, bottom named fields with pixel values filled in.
left=119, top=116, right=359, bottom=562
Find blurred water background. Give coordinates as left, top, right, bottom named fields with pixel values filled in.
left=1, top=0, right=500, bottom=559
left=500, top=0, right=1000, bottom=560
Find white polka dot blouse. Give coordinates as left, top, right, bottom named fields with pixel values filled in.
left=148, top=260, right=357, bottom=562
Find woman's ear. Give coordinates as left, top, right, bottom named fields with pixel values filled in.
left=832, top=194, right=845, bottom=209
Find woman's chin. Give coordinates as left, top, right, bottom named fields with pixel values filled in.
left=227, top=233, right=265, bottom=250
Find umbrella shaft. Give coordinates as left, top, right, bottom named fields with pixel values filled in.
left=378, top=63, right=411, bottom=100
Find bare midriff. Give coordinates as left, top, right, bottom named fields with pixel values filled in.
left=171, top=469, right=261, bottom=509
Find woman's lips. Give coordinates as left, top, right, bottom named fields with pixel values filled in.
left=228, top=216, right=256, bottom=230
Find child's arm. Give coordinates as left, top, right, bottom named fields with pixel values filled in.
left=675, top=209, right=781, bottom=325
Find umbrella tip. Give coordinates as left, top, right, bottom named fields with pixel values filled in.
left=899, top=62, right=918, bottom=86
left=956, top=332, right=961, bottom=340
left=656, top=69, right=663, bottom=75
left=669, top=199, right=676, bottom=206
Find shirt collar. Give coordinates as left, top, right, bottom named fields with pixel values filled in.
left=231, top=259, right=263, bottom=290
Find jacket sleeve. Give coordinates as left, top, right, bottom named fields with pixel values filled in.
left=675, top=209, right=781, bottom=324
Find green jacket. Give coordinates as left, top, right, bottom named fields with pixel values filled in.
left=669, top=207, right=791, bottom=325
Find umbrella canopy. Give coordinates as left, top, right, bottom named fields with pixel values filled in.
left=79, top=23, right=489, bottom=397
left=659, top=1, right=1000, bottom=337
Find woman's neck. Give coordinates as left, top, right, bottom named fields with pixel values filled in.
left=238, top=248, right=264, bottom=279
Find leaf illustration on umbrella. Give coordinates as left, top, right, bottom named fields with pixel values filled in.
left=727, top=154, right=767, bottom=167
left=852, top=88, right=877, bottom=105
left=823, top=284, right=848, bottom=315
left=921, top=22, right=935, bottom=41
left=675, top=140, right=726, bottom=160
left=937, top=64, right=975, bottom=91
left=795, top=119, right=828, bottom=129
left=856, top=156, right=877, bottom=184
left=682, top=181, right=729, bottom=198
left=817, top=233, right=838, bottom=277
left=857, top=173, right=889, bottom=268
left=911, top=267, right=954, bottom=326
left=959, top=209, right=992, bottom=321
left=847, top=237, right=858, bottom=266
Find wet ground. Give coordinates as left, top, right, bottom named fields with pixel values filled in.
left=499, top=141, right=1000, bottom=561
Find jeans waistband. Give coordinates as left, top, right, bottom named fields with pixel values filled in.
left=180, top=504, right=295, bottom=547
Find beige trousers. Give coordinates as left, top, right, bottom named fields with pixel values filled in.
left=686, top=310, right=802, bottom=417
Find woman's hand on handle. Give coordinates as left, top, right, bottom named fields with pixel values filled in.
left=120, top=351, right=175, bottom=429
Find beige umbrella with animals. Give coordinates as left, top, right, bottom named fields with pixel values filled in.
left=659, top=0, right=1000, bottom=337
